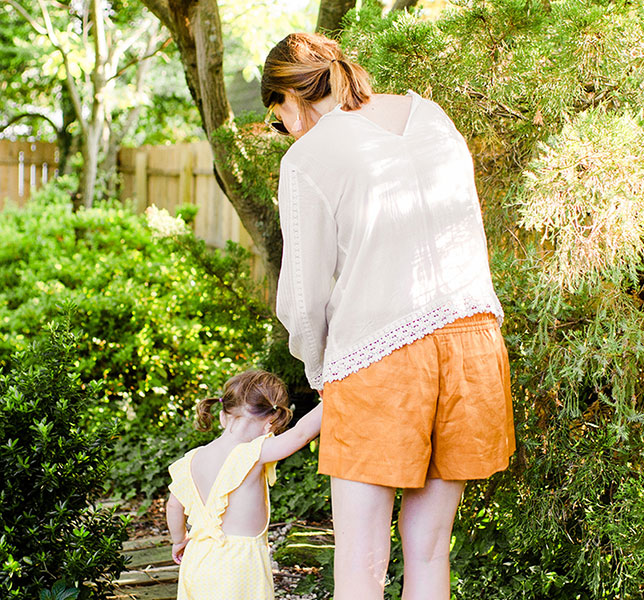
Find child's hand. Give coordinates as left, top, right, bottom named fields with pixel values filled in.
left=172, top=536, right=190, bottom=564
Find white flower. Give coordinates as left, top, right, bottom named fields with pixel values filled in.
left=145, top=205, right=189, bottom=238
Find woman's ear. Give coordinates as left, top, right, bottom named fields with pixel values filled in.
left=219, top=410, right=228, bottom=429
left=263, top=417, right=274, bottom=434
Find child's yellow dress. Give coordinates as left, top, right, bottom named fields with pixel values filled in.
left=168, top=434, right=277, bottom=600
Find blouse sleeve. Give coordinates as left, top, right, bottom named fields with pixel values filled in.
left=276, top=160, right=337, bottom=391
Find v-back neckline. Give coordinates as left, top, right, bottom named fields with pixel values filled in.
left=329, top=89, right=419, bottom=137
left=188, top=443, right=238, bottom=508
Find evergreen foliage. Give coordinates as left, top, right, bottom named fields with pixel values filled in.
left=0, top=321, right=127, bottom=599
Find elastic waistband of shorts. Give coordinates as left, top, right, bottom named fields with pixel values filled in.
left=432, top=312, right=499, bottom=335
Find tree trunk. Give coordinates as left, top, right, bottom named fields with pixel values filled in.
left=142, top=0, right=284, bottom=307
left=76, top=0, right=108, bottom=208
left=316, top=0, right=356, bottom=36
left=139, top=0, right=360, bottom=308
left=79, top=129, right=100, bottom=210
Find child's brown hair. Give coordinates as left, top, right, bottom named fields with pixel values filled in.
left=196, top=370, right=293, bottom=434
left=261, top=32, right=372, bottom=113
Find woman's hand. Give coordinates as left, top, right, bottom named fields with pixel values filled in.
left=172, top=536, right=190, bottom=564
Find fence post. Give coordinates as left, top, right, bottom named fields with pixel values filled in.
left=134, top=150, right=148, bottom=213
left=178, top=148, right=194, bottom=206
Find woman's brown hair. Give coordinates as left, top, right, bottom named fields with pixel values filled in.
left=196, top=370, right=293, bottom=434
left=261, top=32, right=372, bottom=112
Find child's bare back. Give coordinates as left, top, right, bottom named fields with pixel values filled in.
left=190, top=436, right=271, bottom=537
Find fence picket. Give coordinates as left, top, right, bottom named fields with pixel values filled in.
left=0, top=140, right=59, bottom=209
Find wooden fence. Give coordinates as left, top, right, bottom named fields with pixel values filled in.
left=118, top=141, right=255, bottom=253
left=0, top=140, right=59, bottom=209
left=0, top=139, right=262, bottom=277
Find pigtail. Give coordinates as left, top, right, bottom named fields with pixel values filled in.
left=195, top=397, right=220, bottom=432
left=270, top=404, right=294, bottom=435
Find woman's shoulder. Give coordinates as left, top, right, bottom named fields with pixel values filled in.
left=406, top=91, right=459, bottom=128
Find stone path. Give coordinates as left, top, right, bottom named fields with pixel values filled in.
left=110, top=535, right=177, bottom=600
left=110, top=524, right=333, bottom=600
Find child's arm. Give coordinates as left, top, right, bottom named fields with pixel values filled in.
left=166, top=492, right=189, bottom=564
left=260, top=402, right=322, bottom=464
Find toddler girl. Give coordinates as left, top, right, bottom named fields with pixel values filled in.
left=166, top=369, right=322, bottom=600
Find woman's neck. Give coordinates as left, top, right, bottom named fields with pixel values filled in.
left=311, top=95, right=339, bottom=118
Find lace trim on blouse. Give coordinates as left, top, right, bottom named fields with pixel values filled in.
left=318, top=297, right=504, bottom=388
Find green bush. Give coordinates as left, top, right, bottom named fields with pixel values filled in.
left=271, top=442, right=330, bottom=523
left=0, top=178, right=273, bottom=498
left=0, top=178, right=269, bottom=421
left=0, top=320, right=127, bottom=599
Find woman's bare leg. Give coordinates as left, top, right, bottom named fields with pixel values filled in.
left=331, top=477, right=396, bottom=600
left=399, top=478, right=465, bottom=600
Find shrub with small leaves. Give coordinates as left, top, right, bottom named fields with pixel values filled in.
left=0, top=320, right=128, bottom=599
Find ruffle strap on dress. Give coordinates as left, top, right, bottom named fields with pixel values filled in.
left=168, top=447, right=200, bottom=516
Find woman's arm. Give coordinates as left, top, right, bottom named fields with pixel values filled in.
left=260, top=402, right=323, bottom=464
left=166, top=492, right=189, bottom=564
left=276, top=161, right=337, bottom=392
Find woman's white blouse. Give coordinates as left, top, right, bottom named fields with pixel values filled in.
left=276, top=91, right=503, bottom=391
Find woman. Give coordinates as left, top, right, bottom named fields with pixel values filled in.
left=261, top=32, right=515, bottom=600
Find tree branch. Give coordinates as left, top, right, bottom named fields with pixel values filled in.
left=6, top=0, right=46, bottom=35
left=140, top=0, right=176, bottom=37
left=107, top=16, right=155, bottom=68
left=36, top=0, right=61, bottom=45
left=458, top=83, right=530, bottom=121
left=107, top=35, right=172, bottom=82
left=0, top=111, right=60, bottom=134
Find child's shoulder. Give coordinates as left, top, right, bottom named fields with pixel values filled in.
left=168, top=445, right=202, bottom=470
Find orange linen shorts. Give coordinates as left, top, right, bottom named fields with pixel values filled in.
left=318, top=313, right=515, bottom=488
